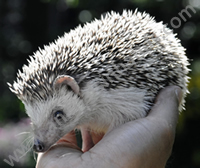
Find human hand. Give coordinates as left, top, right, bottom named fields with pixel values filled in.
left=36, top=86, right=182, bottom=168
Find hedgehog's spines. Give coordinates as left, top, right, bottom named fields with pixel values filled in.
left=9, top=9, right=190, bottom=107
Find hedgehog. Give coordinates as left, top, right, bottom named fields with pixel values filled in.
left=8, top=10, right=190, bottom=153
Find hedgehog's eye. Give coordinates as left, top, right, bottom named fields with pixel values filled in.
left=54, top=110, right=64, bottom=121
left=53, top=109, right=69, bottom=126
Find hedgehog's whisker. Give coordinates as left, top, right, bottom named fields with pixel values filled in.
left=16, top=131, right=31, bottom=137
left=26, top=136, right=38, bottom=162
left=22, top=135, right=34, bottom=149
left=27, top=136, right=34, bottom=148
left=20, top=134, right=33, bottom=146
left=19, top=136, right=34, bottom=159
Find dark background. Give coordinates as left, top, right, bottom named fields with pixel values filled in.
left=0, top=0, right=200, bottom=167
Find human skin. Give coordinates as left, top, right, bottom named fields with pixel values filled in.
left=36, top=86, right=182, bottom=168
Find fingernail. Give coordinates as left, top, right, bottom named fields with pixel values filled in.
left=175, top=88, right=183, bottom=105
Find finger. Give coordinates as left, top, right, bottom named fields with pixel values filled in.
left=81, top=128, right=94, bottom=152
left=148, top=85, right=182, bottom=128
left=56, top=130, right=81, bottom=151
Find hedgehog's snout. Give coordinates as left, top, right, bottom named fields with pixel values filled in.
left=33, top=139, right=45, bottom=152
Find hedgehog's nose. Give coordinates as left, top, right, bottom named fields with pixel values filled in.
left=33, top=139, right=44, bottom=152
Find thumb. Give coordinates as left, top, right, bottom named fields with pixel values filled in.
left=148, top=85, right=182, bottom=134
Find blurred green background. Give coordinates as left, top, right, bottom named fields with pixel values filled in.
left=0, top=0, right=200, bottom=167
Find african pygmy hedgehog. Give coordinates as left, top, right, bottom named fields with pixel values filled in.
left=8, top=10, right=190, bottom=152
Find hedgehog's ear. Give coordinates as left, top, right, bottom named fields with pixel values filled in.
left=54, top=75, right=80, bottom=94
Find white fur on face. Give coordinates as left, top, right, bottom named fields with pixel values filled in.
left=24, top=88, right=86, bottom=150
left=25, top=88, right=86, bottom=127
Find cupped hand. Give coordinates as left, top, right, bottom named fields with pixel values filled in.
left=36, top=86, right=182, bottom=168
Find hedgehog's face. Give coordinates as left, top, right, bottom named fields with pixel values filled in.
left=24, top=75, right=85, bottom=152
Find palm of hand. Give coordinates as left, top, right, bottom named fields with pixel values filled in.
left=36, top=86, right=181, bottom=168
